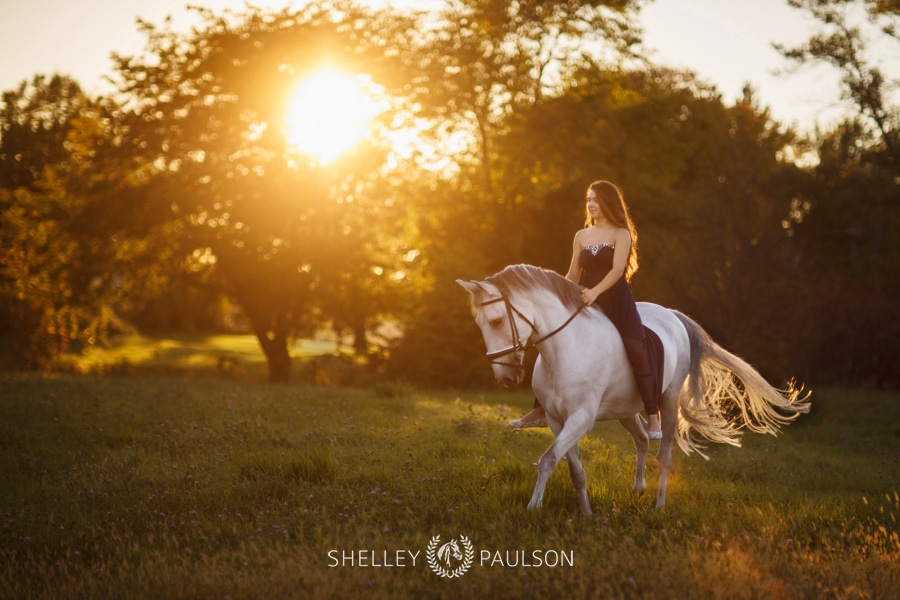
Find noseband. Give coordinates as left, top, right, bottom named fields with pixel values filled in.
left=474, top=281, right=584, bottom=371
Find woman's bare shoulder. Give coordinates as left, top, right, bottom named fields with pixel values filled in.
left=614, top=227, right=632, bottom=244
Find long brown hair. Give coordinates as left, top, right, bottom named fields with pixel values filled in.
left=584, top=180, right=639, bottom=281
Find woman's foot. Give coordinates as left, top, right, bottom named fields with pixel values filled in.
left=647, top=413, right=662, bottom=439
left=508, top=406, right=547, bottom=428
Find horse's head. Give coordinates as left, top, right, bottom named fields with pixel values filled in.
left=457, top=278, right=535, bottom=388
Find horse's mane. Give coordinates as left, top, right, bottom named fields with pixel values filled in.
left=487, top=264, right=583, bottom=310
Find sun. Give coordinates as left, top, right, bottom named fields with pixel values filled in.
left=285, top=68, right=382, bottom=163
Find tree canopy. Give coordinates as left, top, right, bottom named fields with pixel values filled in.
left=1, top=0, right=896, bottom=388
left=91, top=2, right=419, bottom=382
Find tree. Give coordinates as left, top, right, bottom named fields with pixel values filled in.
left=785, top=122, right=900, bottom=386
left=96, top=3, right=416, bottom=382
left=780, top=0, right=900, bottom=170
left=0, top=75, right=84, bottom=191
left=776, top=0, right=899, bottom=386
left=0, top=75, right=140, bottom=369
left=396, top=0, right=642, bottom=235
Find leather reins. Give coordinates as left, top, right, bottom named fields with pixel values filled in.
left=473, top=280, right=584, bottom=370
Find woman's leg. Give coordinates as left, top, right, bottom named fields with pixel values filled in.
left=623, top=336, right=662, bottom=437
left=508, top=397, right=546, bottom=428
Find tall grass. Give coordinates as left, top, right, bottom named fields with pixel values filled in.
left=0, top=375, right=896, bottom=599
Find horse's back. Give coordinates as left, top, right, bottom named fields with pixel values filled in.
left=636, top=302, right=690, bottom=393
left=636, top=302, right=685, bottom=338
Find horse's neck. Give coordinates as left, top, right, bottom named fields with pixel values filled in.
left=529, top=293, right=616, bottom=360
left=527, top=291, right=580, bottom=340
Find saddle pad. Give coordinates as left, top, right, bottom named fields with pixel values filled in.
left=643, top=325, right=665, bottom=400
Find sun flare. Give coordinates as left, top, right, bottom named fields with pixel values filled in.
left=285, top=68, right=382, bottom=163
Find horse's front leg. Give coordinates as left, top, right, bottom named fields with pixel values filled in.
left=527, top=443, right=558, bottom=512
left=618, top=415, right=649, bottom=493
left=527, top=412, right=593, bottom=512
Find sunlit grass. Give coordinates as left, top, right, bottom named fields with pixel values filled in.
left=55, top=333, right=342, bottom=381
left=0, top=377, right=896, bottom=599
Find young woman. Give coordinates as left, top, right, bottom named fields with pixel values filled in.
left=509, top=180, right=663, bottom=438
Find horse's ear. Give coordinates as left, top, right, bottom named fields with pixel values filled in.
left=456, top=279, right=479, bottom=295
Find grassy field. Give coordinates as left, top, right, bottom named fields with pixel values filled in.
left=51, top=332, right=345, bottom=382
left=0, top=374, right=897, bottom=599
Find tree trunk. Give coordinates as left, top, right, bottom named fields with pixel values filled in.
left=7, top=298, right=67, bottom=371
left=352, top=312, right=367, bottom=357
left=255, top=330, right=292, bottom=383
left=243, top=304, right=292, bottom=384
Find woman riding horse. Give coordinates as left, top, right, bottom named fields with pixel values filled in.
left=510, top=180, right=663, bottom=439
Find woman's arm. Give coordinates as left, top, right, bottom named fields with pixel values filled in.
left=580, top=228, right=631, bottom=305
left=565, top=230, right=583, bottom=283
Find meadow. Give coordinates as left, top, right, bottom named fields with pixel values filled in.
left=0, top=372, right=897, bottom=599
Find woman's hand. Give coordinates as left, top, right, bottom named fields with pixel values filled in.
left=581, top=287, right=600, bottom=305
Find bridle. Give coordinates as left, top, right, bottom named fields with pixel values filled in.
left=474, top=281, right=585, bottom=371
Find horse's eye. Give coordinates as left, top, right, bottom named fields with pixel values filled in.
left=488, top=318, right=503, bottom=328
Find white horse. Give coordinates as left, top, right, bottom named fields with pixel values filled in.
left=457, top=264, right=809, bottom=513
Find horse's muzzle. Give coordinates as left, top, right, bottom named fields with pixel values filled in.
left=495, top=368, right=523, bottom=389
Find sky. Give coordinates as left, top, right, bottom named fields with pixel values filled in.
left=0, top=0, right=882, bottom=133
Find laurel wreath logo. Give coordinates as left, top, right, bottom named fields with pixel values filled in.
left=426, top=534, right=474, bottom=578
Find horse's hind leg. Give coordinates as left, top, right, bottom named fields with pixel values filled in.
left=565, top=444, right=591, bottom=515
left=654, top=390, right=679, bottom=509
left=618, top=415, right=649, bottom=493
left=655, top=440, right=673, bottom=509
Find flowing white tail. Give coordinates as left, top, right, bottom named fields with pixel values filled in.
left=671, top=310, right=811, bottom=457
